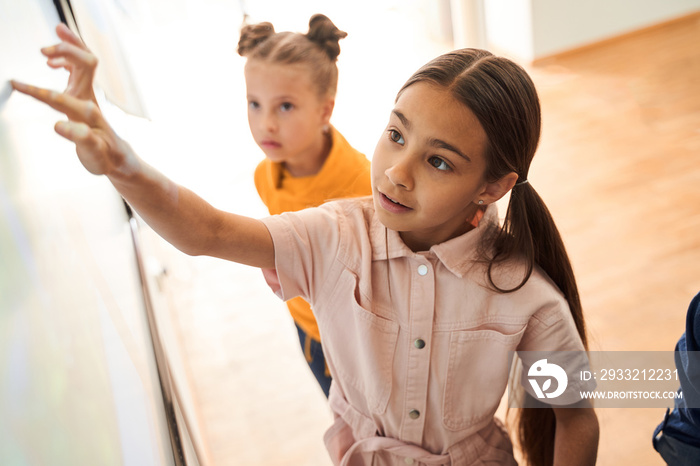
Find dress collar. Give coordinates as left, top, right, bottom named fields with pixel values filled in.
left=369, top=204, right=499, bottom=278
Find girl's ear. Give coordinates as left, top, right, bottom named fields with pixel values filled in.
left=320, top=98, right=335, bottom=126
left=478, top=172, right=518, bottom=205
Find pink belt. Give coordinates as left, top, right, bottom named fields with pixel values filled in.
left=341, top=437, right=452, bottom=466
left=325, top=383, right=451, bottom=466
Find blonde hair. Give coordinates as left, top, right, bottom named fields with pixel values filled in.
left=238, top=14, right=347, bottom=98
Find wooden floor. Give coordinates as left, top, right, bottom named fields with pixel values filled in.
left=523, top=12, right=700, bottom=465
left=132, top=6, right=700, bottom=466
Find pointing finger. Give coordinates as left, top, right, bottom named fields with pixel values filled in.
left=12, top=79, right=61, bottom=103
left=11, top=80, right=101, bottom=126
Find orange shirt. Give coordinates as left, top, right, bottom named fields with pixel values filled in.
left=254, top=127, right=371, bottom=341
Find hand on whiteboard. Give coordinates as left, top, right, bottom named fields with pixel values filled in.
left=43, top=23, right=99, bottom=105
left=10, top=80, right=133, bottom=177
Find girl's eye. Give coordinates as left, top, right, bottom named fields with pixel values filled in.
left=280, top=102, right=294, bottom=112
left=428, top=156, right=451, bottom=171
left=248, top=101, right=259, bottom=110
left=388, top=129, right=405, bottom=145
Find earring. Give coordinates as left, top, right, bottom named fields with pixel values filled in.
left=322, top=124, right=330, bottom=134
left=478, top=200, right=484, bottom=205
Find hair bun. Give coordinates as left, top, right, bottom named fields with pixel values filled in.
left=238, top=22, right=275, bottom=56
left=305, top=14, right=347, bottom=61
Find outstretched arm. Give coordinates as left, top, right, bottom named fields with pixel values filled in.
left=11, top=81, right=274, bottom=269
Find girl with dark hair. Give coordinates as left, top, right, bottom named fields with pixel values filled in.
left=238, top=15, right=372, bottom=398
left=13, top=33, right=598, bottom=466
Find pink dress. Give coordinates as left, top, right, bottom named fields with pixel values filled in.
left=261, top=198, right=586, bottom=465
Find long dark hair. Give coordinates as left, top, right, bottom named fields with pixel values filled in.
left=398, top=49, right=588, bottom=466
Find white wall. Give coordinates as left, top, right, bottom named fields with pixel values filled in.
left=531, top=0, right=700, bottom=58
left=479, top=0, right=700, bottom=62
left=482, top=0, right=534, bottom=61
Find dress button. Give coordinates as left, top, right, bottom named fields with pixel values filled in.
left=414, top=338, right=426, bottom=349
left=405, top=458, right=415, bottom=465
left=417, top=264, right=428, bottom=276
left=408, top=409, right=420, bottom=419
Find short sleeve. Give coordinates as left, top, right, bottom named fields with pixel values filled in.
left=260, top=202, right=344, bottom=307
left=515, top=277, right=594, bottom=404
left=517, top=299, right=585, bottom=353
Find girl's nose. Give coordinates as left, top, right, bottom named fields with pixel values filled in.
left=385, top=157, right=413, bottom=190
left=263, top=111, right=278, bottom=133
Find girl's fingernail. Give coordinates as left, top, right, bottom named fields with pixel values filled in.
left=11, top=81, right=32, bottom=93
left=41, top=46, right=56, bottom=55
